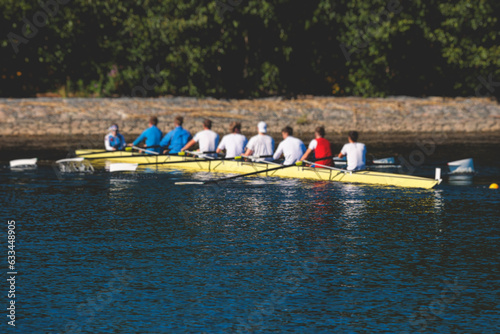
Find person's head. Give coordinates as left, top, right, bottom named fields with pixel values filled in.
left=174, top=116, right=183, bottom=127
left=203, top=119, right=212, bottom=129
left=230, top=121, right=241, bottom=133
left=348, top=130, right=359, bottom=143
left=257, top=121, right=267, bottom=134
left=108, top=124, right=119, bottom=134
left=315, top=126, right=325, bottom=138
left=281, top=126, right=293, bottom=138
left=149, top=116, right=158, bottom=127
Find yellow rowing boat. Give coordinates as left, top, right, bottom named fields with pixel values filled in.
left=75, top=149, right=441, bottom=189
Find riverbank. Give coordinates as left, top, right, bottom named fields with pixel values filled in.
left=1, top=96, right=499, bottom=152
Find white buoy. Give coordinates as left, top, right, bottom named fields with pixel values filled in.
left=10, top=158, right=37, bottom=168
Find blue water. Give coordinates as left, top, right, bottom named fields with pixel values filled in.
left=1, top=164, right=499, bottom=333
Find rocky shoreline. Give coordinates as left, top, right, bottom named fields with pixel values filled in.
left=1, top=96, right=499, bottom=152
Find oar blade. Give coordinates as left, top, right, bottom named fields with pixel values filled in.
left=10, top=158, right=37, bottom=168
left=55, top=157, right=84, bottom=164
left=108, top=163, right=138, bottom=172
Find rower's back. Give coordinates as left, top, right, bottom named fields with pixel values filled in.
left=247, top=134, right=274, bottom=160
left=340, top=141, right=366, bottom=171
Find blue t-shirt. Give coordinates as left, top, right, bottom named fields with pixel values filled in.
left=160, top=126, right=192, bottom=154
left=133, top=125, right=163, bottom=153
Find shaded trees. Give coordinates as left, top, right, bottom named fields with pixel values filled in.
left=1, top=0, right=498, bottom=98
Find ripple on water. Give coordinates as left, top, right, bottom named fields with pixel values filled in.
left=1, top=166, right=499, bottom=333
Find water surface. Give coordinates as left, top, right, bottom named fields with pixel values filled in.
left=0, top=144, right=499, bottom=333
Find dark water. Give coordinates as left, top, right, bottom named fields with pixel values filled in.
left=1, top=147, right=500, bottom=333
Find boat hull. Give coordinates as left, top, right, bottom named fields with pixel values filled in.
left=76, top=149, right=440, bottom=189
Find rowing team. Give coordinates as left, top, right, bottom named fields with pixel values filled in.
left=105, top=116, right=367, bottom=171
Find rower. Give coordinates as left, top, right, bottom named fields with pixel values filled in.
left=104, top=124, right=126, bottom=151
left=216, top=121, right=248, bottom=158
left=181, top=119, right=219, bottom=157
left=128, top=116, right=163, bottom=153
left=338, top=131, right=366, bottom=171
left=273, top=126, right=306, bottom=165
left=160, top=116, right=192, bottom=154
left=300, top=126, right=333, bottom=167
left=241, top=121, right=274, bottom=161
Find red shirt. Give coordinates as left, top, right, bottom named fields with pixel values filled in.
left=314, top=137, right=333, bottom=167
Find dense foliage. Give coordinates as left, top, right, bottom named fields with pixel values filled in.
left=1, top=0, right=499, bottom=98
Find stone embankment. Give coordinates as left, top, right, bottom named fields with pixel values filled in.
left=1, top=96, right=499, bottom=150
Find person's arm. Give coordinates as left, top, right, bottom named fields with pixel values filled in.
left=181, top=138, right=197, bottom=151
left=242, top=148, right=253, bottom=157
left=216, top=136, right=226, bottom=155
left=300, top=148, right=313, bottom=161
left=131, top=130, right=147, bottom=147
left=104, top=135, right=114, bottom=151
left=273, top=143, right=283, bottom=161
left=338, top=144, right=347, bottom=158
left=118, top=134, right=126, bottom=150
left=160, top=132, right=172, bottom=154
left=242, top=138, right=253, bottom=157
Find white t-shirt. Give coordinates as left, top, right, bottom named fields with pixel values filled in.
left=273, top=136, right=306, bottom=165
left=218, top=133, right=248, bottom=158
left=193, top=129, right=219, bottom=154
left=247, top=134, right=275, bottom=161
left=308, top=139, right=318, bottom=150
left=340, top=142, right=366, bottom=170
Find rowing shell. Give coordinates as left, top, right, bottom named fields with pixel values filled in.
left=75, top=149, right=441, bottom=189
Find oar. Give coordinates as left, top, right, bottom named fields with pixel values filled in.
left=303, top=160, right=350, bottom=173
left=107, top=154, right=244, bottom=172
left=242, top=154, right=273, bottom=161
left=131, top=145, right=159, bottom=155
left=185, top=150, right=219, bottom=159
left=74, top=146, right=158, bottom=157
left=81, top=146, right=181, bottom=160
left=175, top=162, right=301, bottom=185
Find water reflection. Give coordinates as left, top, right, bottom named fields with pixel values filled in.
left=338, top=184, right=367, bottom=220
left=447, top=174, right=474, bottom=186
left=432, top=189, right=445, bottom=213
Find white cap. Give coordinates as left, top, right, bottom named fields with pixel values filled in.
left=257, top=121, right=267, bottom=133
